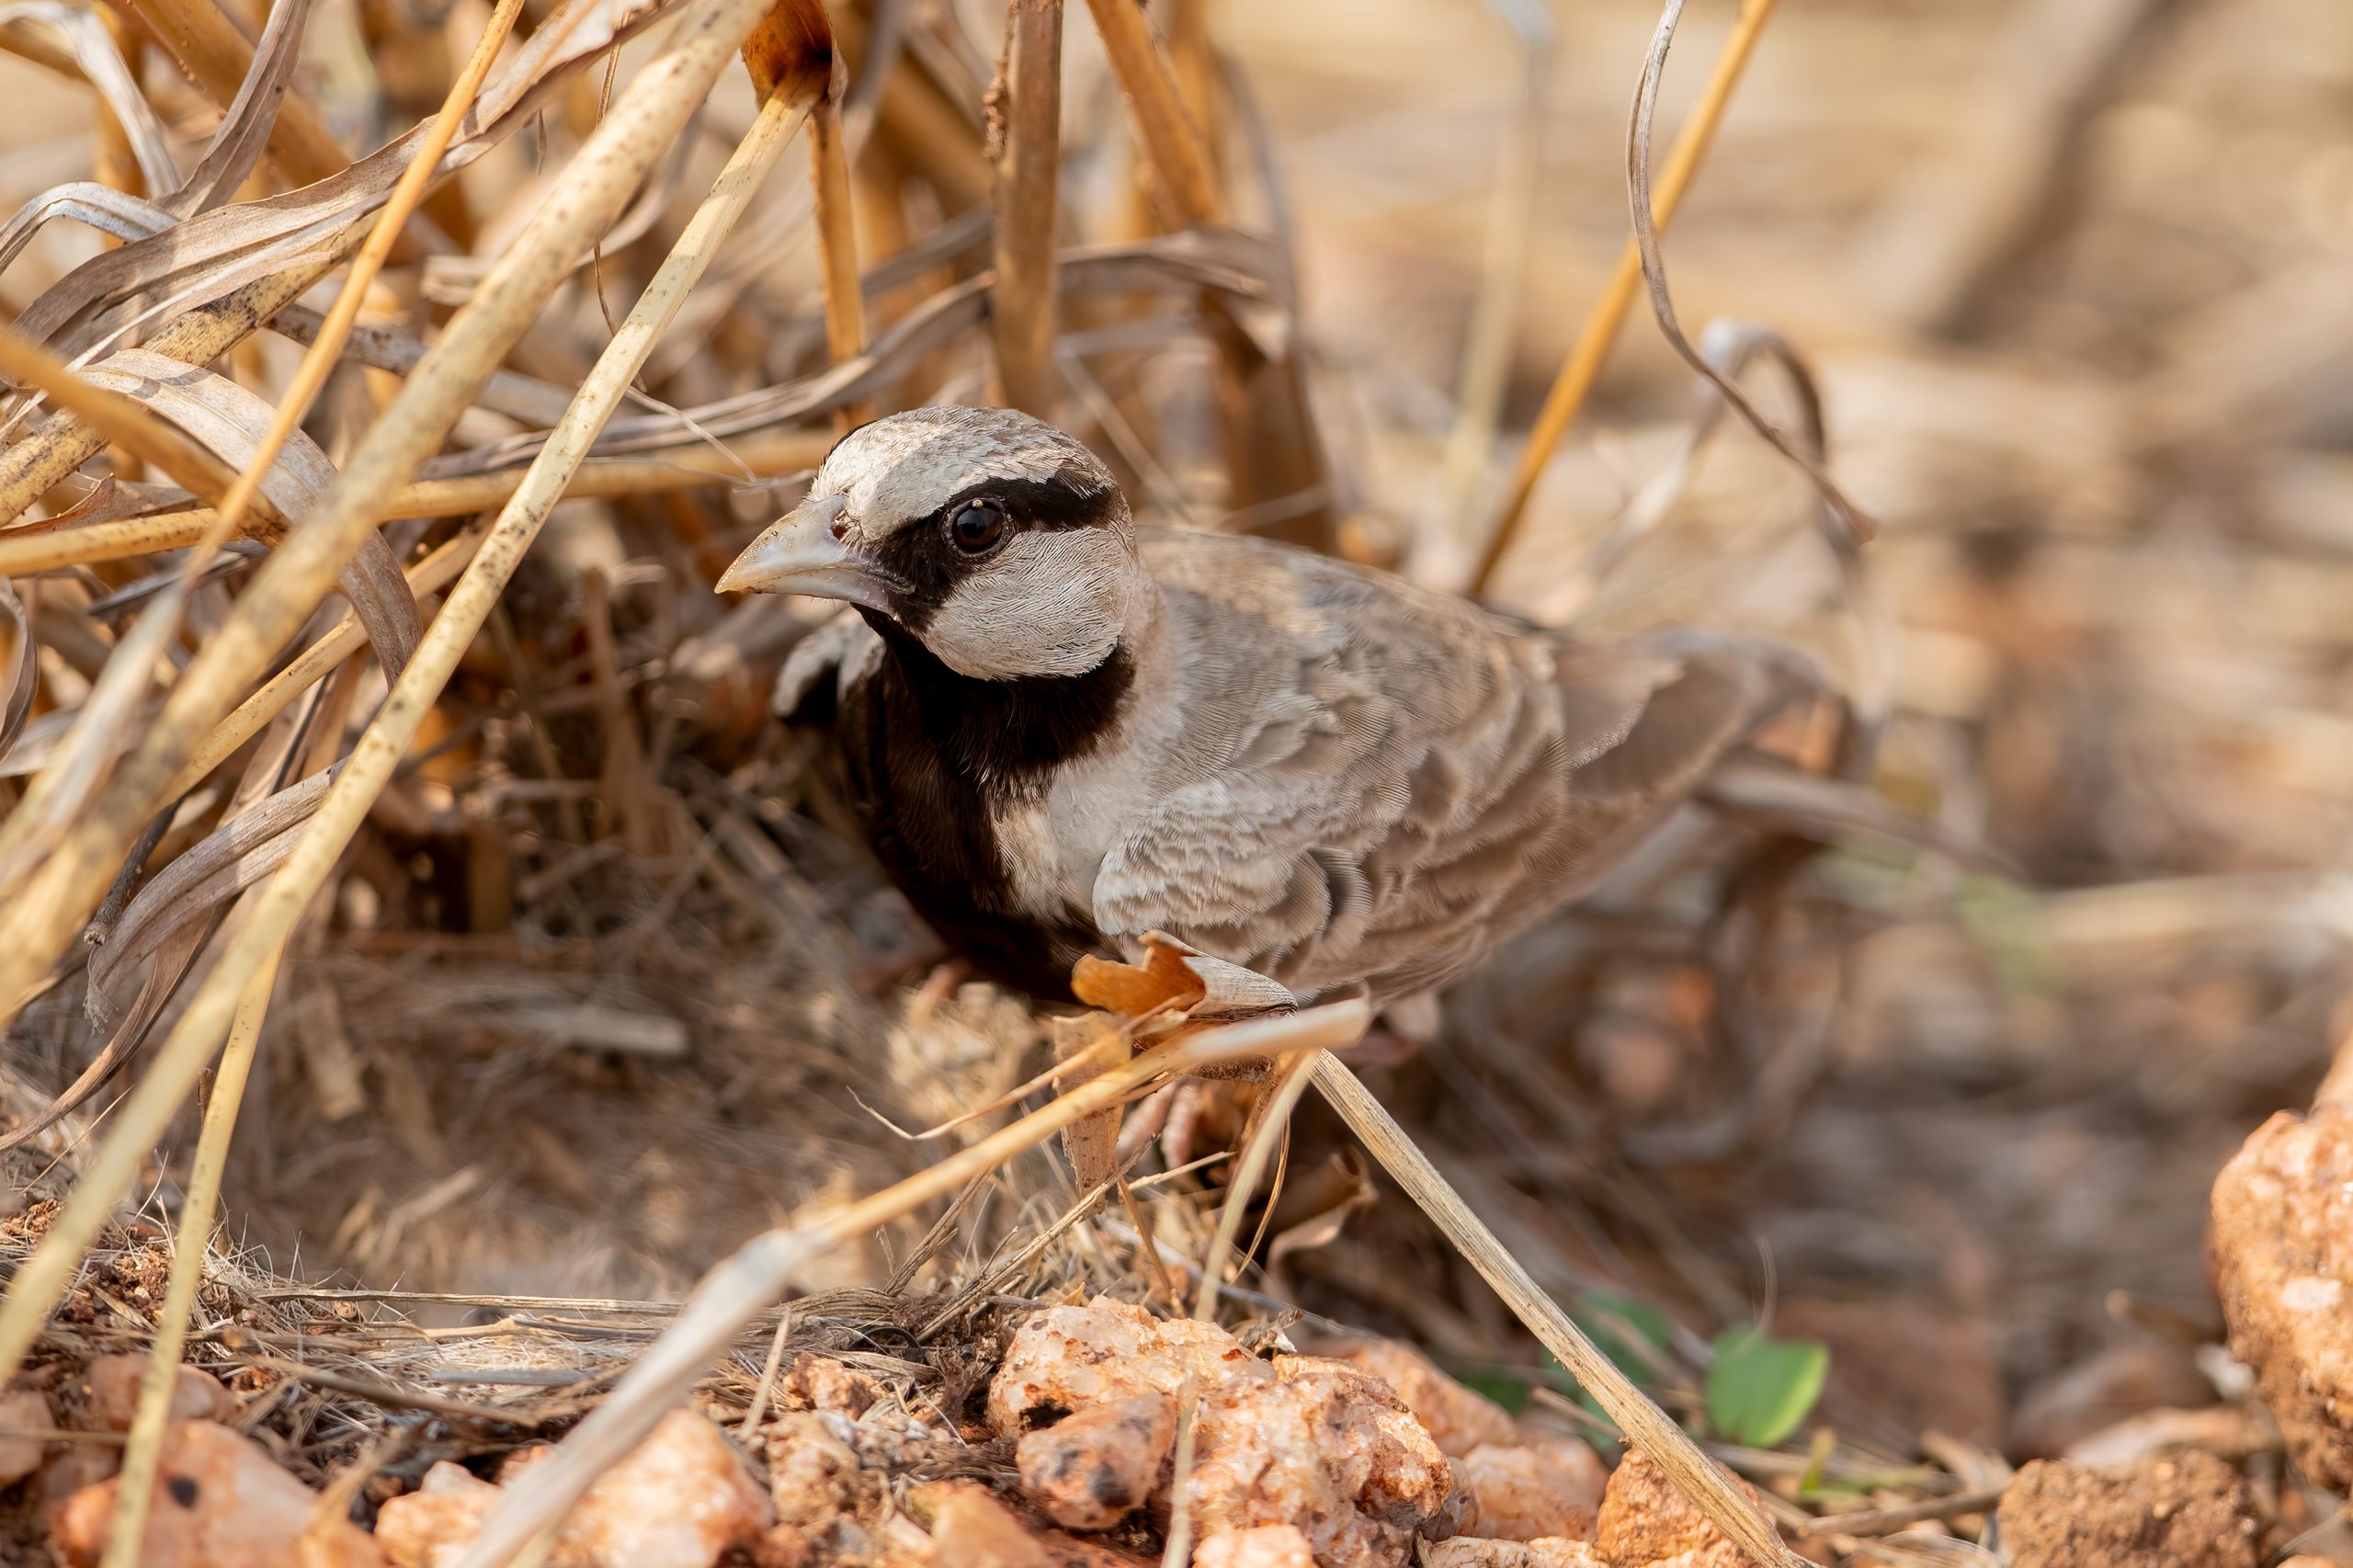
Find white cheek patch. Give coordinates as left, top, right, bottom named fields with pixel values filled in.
left=926, top=530, right=1133, bottom=678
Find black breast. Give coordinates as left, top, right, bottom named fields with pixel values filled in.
left=835, top=616, right=1132, bottom=1002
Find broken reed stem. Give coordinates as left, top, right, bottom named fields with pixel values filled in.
left=450, top=1000, right=1371, bottom=1568
left=0, top=428, right=833, bottom=578
left=111, top=0, right=353, bottom=192
left=809, top=85, right=866, bottom=432
left=987, top=0, right=1063, bottom=415
left=191, top=0, right=529, bottom=582
left=0, top=0, right=785, bottom=1038
left=103, top=938, right=286, bottom=1568
left=0, top=256, right=347, bottom=529
left=1306, top=1051, right=1808, bottom=1568
left=1468, top=0, right=1779, bottom=599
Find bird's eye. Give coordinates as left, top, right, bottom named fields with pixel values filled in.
left=947, top=498, right=1007, bottom=554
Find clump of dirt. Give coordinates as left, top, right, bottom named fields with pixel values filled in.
left=1995, top=1451, right=2262, bottom=1568
left=1591, top=1450, right=1766, bottom=1568
left=2211, top=1099, right=2353, bottom=1488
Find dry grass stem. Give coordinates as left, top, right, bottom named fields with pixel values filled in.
left=102, top=937, right=287, bottom=1568
left=1308, top=1051, right=1809, bottom=1568
left=1470, top=0, right=1778, bottom=597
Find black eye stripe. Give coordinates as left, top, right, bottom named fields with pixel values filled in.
left=861, top=465, right=1121, bottom=631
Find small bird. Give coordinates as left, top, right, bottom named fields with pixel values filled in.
left=719, top=406, right=1824, bottom=1007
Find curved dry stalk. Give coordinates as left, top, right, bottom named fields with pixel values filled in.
left=1623, top=0, right=1873, bottom=551
left=0, top=0, right=819, bottom=1389
left=0, top=259, right=345, bottom=528
left=0, top=0, right=785, bottom=1037
left=449, top=1000, right=1370, bottom=1568
left=113, top=0, right=354, bottom=194
left=101, top=931, right=285, bottom=1568
left=0, top=1, right=177, bottom=193
left=185, top=0, right=528, bottom=643
left=987, top=0, right=1063, bottom=415
left=0, top=184, right=172, bottom=277
left=0, top=324, right=247, bottom=506
left=74, top=349, right=422, bottom=671
left=1308, top=1052, right=1809, bottom=1568
left=156, top=0, right=322, bottom=222
left=1470, top=0, right=1779, bottom=599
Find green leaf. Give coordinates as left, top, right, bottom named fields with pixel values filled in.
left=1706, top=1327, right=1828, bottom=1448
left=1454, top=1369, right=1532, bottom=1414
left=1547, top=1291, right=1678, bottom=1432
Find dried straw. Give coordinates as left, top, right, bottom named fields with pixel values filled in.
left=1469, top=0, right=1779, bottom=597
left=0, top=0, right=813, bottom=1386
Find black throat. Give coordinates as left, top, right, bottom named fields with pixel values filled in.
left=837, top=613, right=1134, bottom=1000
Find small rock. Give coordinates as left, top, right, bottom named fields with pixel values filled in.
left=1996, top=1452, right=2261, bottom=1568
left=1185, top=1356, right=1457, bottom=1568
left=749, top=1522, right=813, bottom=1568
left=987, top=1297, right=1270, bottom=1437
left=1593, top=1449, right=1765, bottom=1568
left=372, top=1462, right=498, bottom=1568
left=778, top=1352, right=880, bottom=1416
left=1455, top=1440, right=1605, bottom=1541
left=0, top=1389, right=51, bottom=1485
left=1326, top=1341, right=1518, bottom=1458
left=79, top=1356, right=232, bottom=1432
left=50, top=1418, right=384, bottom=1568
left=1016, top=1391, right=1176, bottom=1529
left=1426, top=1540, right=1609, bottom=1568
left=1194, top=1524, right=1318, bottom=1568
left=920, top=1482, right=1146, bottom=1568
left=2211, top=1104, right=2353, bottom=1486
left=373, top=1410, right=770, bottom=1568
left=767, top=1413, right=864, bottom=1528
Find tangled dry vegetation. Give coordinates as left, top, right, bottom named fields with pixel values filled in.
left=2, top=0, right=2353, bottom=1563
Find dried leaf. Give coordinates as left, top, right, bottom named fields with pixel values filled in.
left=75, top=349, right=420, bottom=673
left=161, top=0, right=323, bottom=221
left=0, top=184, right=172, bottom=278
left=1071, top=934, right=1208, bottom=1017
left=85, top=768, right=334, bottom=1018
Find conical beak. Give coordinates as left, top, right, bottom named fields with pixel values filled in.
left=716, top=494, right=887, bottom=609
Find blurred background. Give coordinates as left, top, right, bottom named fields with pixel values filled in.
left=4, top=0, right=2351, bottom=1481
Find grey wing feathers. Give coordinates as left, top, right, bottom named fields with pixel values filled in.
left=1094, top=547, right=1817, bottom=1000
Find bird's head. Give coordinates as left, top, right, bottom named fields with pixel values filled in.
left=718, top=406, right=1144, bottom=679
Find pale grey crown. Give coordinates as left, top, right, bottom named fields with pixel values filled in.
left=814, top=405, right=1128, bottom=543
